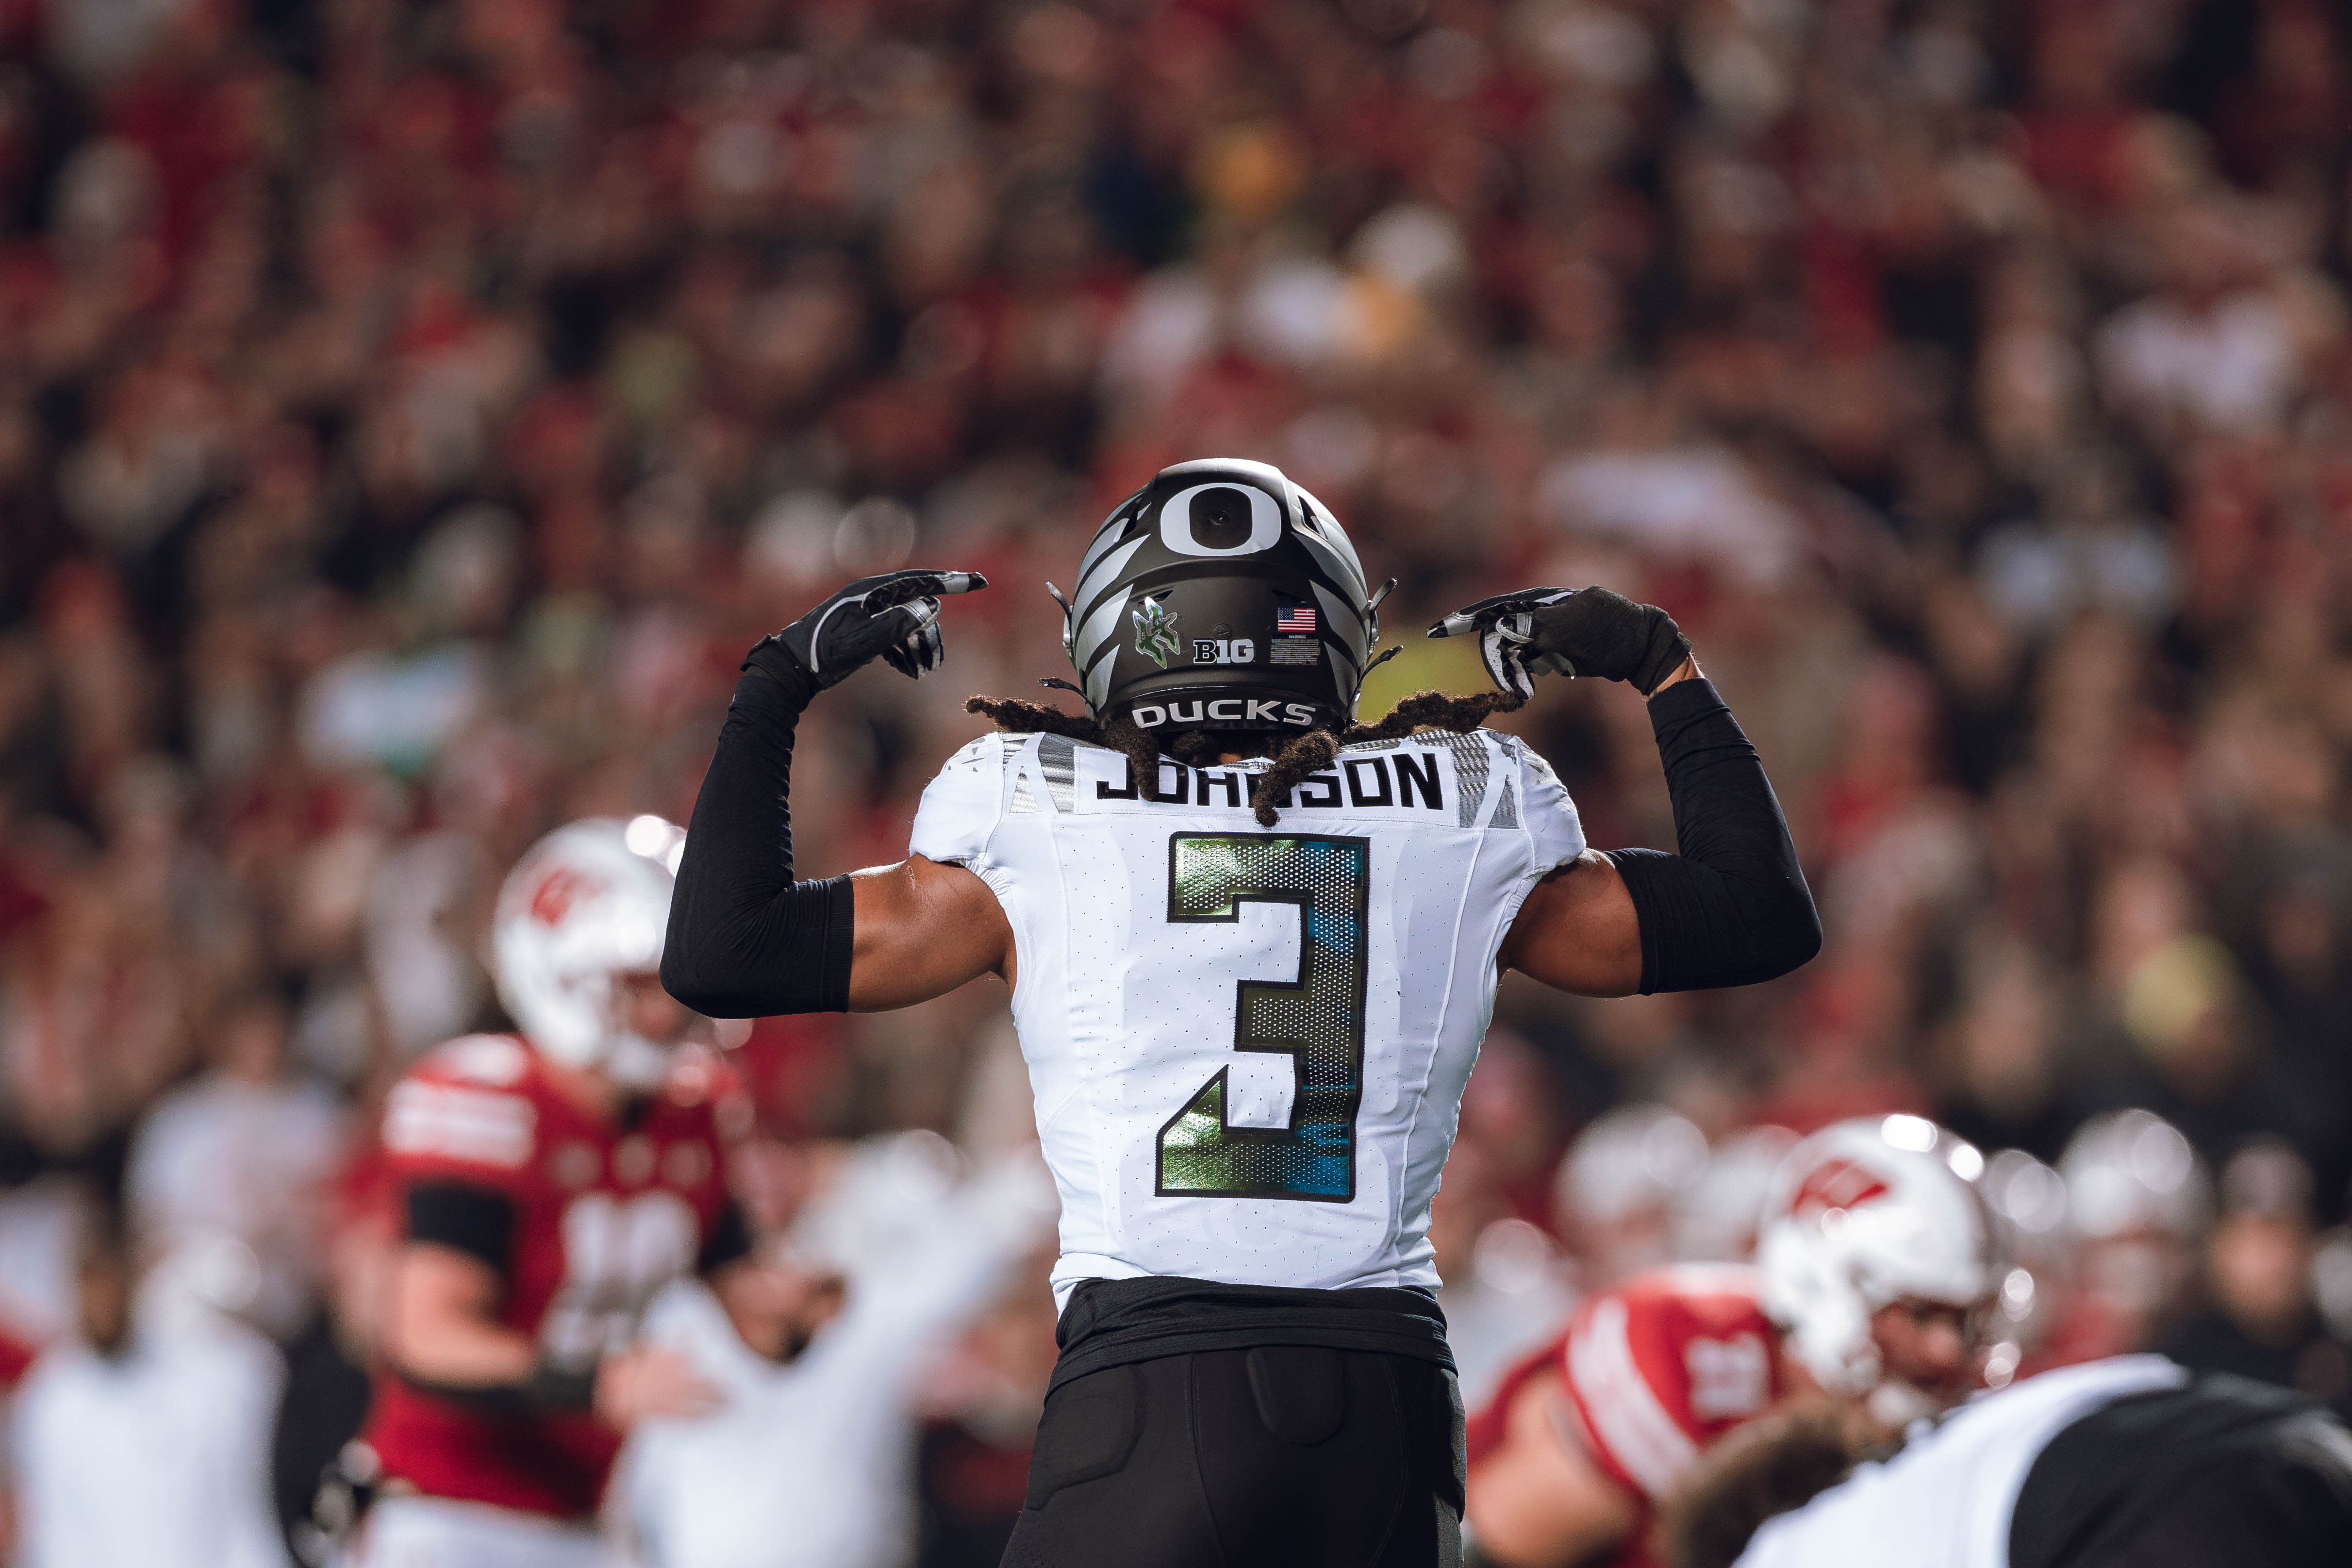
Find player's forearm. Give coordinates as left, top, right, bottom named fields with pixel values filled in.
left=393, top=1318, right=538, bottom=1387
left=1605, top=677, right=1821, bottom=993
left=386, top=1248, right=555, bottom=1396
left=662, top=664, right=856, bottom=1017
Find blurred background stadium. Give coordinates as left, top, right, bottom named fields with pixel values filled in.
left=0, top=0, right=2347, bottom=1562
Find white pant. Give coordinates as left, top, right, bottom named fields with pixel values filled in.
left=352, top=1497, right=623, bottom=1568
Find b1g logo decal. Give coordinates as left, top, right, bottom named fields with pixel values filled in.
left=1193, top=638, right=1256, bottom=665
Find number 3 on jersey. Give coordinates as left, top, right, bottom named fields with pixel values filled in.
left=1156, top=833, right=1370, bottom=1202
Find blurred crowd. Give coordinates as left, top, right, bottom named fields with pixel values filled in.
left=0, top=0, right=2348, bottom=1562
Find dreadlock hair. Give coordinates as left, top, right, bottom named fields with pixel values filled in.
left=964, top=687, right=1525, bottom=829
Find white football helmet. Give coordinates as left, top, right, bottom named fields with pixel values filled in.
left=1673, top=1124, right=1801, bottom=1264
left=1555, top=1104, right=1710, bottom=1229
left=2059, top=1108, right=2211, bottom=1241
left=1756, top=1116, right=1999, bottom=1398
left=492, top=816, right=685, bottom=1091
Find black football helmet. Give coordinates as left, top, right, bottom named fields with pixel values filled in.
left=1053, top=459, right=1386, bottom=735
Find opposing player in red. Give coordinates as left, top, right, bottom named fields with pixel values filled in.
left=352, top=818, right=828, bottom=1568
left=1462, top=1116, right=2000, bottom=1568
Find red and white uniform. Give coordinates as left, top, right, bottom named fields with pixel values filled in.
left=1469, top=1265, right=1787, bottom=1567
left=362, top=1034, right=736, bottom=1520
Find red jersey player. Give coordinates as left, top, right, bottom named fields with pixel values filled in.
left=1462, top=1117, right=2001, bottom=1568
left=352, top=818, right=832, bottom=1568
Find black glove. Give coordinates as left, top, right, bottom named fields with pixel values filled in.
left=745, top=569, right=987, bottom=692
left=1427, top=586, right=1690, bottom=699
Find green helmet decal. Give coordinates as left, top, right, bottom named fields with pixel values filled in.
left=1132, top=594, right=1182, bottom=669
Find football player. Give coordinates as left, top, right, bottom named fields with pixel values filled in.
left=1675, top=1356, right=2352, bottom=1568
left=663, top=459, right=1822, bottom=1568
left=1463, top=1116, right=2000, bottom=1568
left=351, top=819, right=817, bottom=1568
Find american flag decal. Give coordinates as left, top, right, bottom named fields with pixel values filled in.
left=1275, top=605, right=1317, bottom=635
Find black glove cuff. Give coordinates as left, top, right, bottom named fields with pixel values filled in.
left=742, top=638, right=823, bottom=703
left=1630, top=617, right=1693, bottom=697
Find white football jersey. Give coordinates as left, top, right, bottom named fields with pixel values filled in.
left=1734, top=1357, right=2188, bottom=1568
left=909, top=727, right=1585, bottom=1309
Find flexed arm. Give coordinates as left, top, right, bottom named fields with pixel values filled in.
left=1433, top=587, right=1821, bottom=998
left=662, top=570, right=1006, bottom=1017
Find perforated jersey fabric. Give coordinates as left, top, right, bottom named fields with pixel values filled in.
left=908, top=727, right=1584, bottom=1312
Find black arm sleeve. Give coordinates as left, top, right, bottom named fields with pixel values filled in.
left=1603, top=677, right=1822, bottom=994
left=662, top=663, right=856, bottom=1016
left=405, top=1182, right=514, bottom=1272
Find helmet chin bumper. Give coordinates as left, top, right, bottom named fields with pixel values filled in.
left=599, top=1031, right=677, bottom=1093
left=503, top=968, right=678, bottom=1090
left=1758, top=1221, right=1884, bottom=1396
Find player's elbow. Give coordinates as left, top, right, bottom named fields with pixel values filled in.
left=1755, top=882, right=1822, bottom=982
left=1713, top=875, right=1819, bottom=989
left=658, top=948, right=732, bottom=1019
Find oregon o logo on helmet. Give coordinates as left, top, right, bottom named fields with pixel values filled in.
left=1131, top=699, right=1317, bottom=728
left=1159, top=484, right=1281, bottom=557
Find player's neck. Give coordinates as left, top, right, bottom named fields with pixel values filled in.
left=538, top=1053, right=632, bottom=1123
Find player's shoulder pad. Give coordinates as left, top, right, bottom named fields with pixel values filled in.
left=911, top=731, right=1013, bottom=867
left=1483, top=729, right=1567, bottom=792
left=1478, top=731, right=1584, bottom=860
left=1622, top=1262, right=1765, bottom=1314
left=384, top=1034, right=540, bottom=1172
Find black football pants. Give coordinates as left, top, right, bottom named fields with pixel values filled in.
left=1000, top=1346, right=1465, bottom=1568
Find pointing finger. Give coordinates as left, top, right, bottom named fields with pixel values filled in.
left=864, top=569, right=989, bottom=610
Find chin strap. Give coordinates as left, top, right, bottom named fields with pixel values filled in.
left=1348, top=644, right=1403, bottom=718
